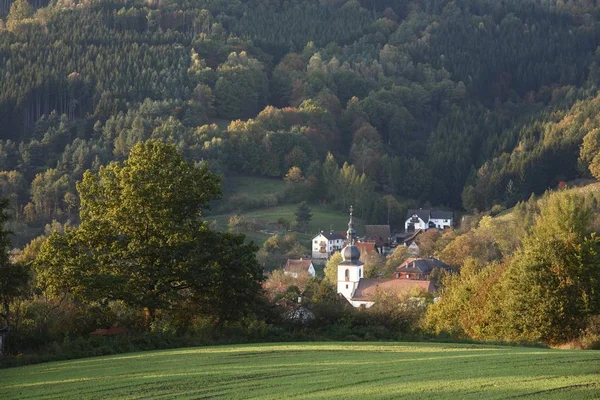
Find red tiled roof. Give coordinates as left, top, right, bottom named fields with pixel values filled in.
left=355, top=241, right=376, bottom=254
left=351, top=279, right=434, bottom=301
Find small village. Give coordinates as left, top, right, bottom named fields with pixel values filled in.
left=282, top=207, right=455, bottom=308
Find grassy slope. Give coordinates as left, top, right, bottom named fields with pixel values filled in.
left=210, top=176, right=364, bottom=246
left=2, top=342, right=599, bottom=399
left=494, top=180, right=600, bottom=224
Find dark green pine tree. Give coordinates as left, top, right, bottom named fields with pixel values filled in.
left=294, top=201, right=312, bottom=233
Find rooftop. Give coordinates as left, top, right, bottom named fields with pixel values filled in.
left=351, top=279, right=434, bottom=301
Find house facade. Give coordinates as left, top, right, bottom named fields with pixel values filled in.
left=405, top=209, right=453, bottom=232
left=311, top=231, right=345, bottom=259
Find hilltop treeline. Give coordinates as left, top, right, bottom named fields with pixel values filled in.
left=2, top=0, right=600, bottom=244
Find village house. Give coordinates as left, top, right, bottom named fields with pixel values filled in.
left=405, top=209, right=454, bottom=232
left=398, top=229, right=423, bottom=256
left=284, top=258, right=316, bottom=278
left=394, top=257, right=454, bottom=281
left=337, top=207, right=435, bottom=308
left=364, top=225, right=392, bottom=253
left=311, top=231, right=345, bottom=259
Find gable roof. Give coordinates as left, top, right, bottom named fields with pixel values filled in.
left=402, top=229, right=423, bottom=245
left=316, top=231, right=345, bottom=241
left=406, top=209, right=431, bottom=222
left=351, top=279, right=434, bottom=301
left=396, top=257, right=453, bottom=274
left=364, top=225, right=391, bottom=246
left=431, top=210, right=454, bottom=220
left=406, top=209, right=454, bottom=222
left=284, top=259, right=314, bottom=274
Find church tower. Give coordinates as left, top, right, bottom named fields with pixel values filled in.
left=337, top=206, right=364, bottom=300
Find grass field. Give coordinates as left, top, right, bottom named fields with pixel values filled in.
left=208, top=203, right=364, bottom=246
left=2, top=342, right=599, bottom=399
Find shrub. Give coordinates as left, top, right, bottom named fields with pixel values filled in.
left=581, top=315, right=600, bottom=350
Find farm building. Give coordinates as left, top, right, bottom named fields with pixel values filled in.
left=284, top=258, right=316, bottom=278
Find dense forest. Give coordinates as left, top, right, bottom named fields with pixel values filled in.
left=4, top=0, right=600, bottom=360
left=2, top=0, right=600, bottom=245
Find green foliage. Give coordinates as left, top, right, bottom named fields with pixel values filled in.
left=498, top=193, right=600, bottom=344
left=34, top=141, right=262, bottom=324
left=429, top=191, right=600, bottom=345
left=294, top=201, right=312, bottom=232
left=323, top=252, right=343, bottom=284
left=257, top=233, right=308, bottom=271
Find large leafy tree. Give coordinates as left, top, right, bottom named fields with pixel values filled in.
left=499, top=193, right=600, bottom=344
left=35, top=140, right=263, bottom=323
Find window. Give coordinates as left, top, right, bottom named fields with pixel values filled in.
left=359, top=269, right=362, bottom=278
left=345, top=284, right=348, bottom=289
left=406, top=274, right=410, bottom=279
left=314, top=240, right=317, bottom=244
left=345, top=269, right=350, bottom=281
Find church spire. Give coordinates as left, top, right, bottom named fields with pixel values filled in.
left=341, top=205, right=360, bottom=263
left=347, top=205, right=356, bottom=245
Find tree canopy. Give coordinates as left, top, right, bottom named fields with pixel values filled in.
left=35, top=140, right=263, bottom=323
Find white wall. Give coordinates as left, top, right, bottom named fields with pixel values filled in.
left=337, top=264, right=363, bottom=300
left=429, top=218, right=453, bottom=229
left=349, top=300, right=375, bottom=308
left=311, top=235, right=344, bottom=259
left=405, top=216, right=427, bottom=231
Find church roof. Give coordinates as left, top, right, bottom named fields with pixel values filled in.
left=351, top=279, right=434, bottom=301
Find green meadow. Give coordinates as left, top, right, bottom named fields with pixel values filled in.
left=2, top=342, right=599, bottom=399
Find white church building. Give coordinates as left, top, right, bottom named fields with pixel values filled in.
left=338, top=207, right=435, bottom=308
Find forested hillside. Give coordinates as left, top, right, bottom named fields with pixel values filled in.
left=2, top=0, right=600, bottom=245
